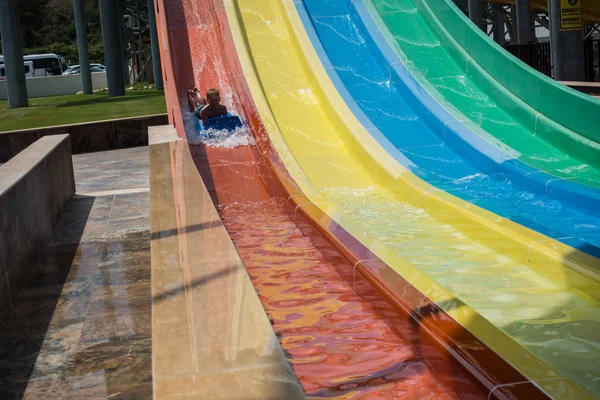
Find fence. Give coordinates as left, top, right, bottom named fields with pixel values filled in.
left=504, top=40, right=600, bottom=82
left=584, top=39, right=600, bottom=82
left=504, top=42, right=552, bottom=77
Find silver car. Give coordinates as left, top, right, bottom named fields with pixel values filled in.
left=63, top=64, right=106, bottom=75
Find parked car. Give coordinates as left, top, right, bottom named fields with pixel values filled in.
left=63, top=64, right=106, bottom=75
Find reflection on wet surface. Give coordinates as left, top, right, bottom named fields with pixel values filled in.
left=192, top=146, right=486, bottom=398
left=322, top=184, right=600, bottom=397
left=0, top=148, right=152, bottom=399
left=220, top=199, right=486, bottom=398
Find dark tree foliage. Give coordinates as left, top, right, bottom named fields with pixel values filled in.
left=14, top=0, right=105, bottom=64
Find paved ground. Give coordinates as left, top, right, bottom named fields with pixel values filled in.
left=0, top=147, right=152, bottom=399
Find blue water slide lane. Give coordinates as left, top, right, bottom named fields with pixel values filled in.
left=294, top=0, right=600, bottom=258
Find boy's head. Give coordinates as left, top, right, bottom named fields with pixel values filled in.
left=206, top=88, right=221, bottom=106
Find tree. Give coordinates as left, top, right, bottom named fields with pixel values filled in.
left=13, top=0, right=104, bottom=64
left=19, top=0, right=49, bottom=47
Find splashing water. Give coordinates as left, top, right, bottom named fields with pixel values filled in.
left=181, top=105, right=255, bottom=148
left=192, top=126, right=256, bottom=148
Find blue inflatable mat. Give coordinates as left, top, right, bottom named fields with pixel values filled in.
left=203, top=115, right=243, bottom=131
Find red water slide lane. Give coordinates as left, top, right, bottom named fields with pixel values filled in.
left=152, top=0, right=550, bottom=398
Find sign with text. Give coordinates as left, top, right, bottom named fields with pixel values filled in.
left=560, top=0, right=582, bottom=30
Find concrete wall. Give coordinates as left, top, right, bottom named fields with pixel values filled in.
left=0, top=114, right=168, bottom=163
left=0, top=135, right=75, bottom=321
left=0, top=72, right=108, bottom=99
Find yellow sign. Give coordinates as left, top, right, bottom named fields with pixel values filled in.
left=560, top=0, right=582, bottom=30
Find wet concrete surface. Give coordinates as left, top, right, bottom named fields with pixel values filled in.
left=0, top=147, right=152, bottom=399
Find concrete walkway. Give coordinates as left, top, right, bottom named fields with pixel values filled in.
left=0, top=147, right=152, bottom=399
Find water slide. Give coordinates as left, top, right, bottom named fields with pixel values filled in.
left=294, top=0, right=600, bottom=260
left=154, top=0, right=599, bottom=398
left=153, top=0, right=520, bottom=397
left=365, top=0, right=600, bottom=190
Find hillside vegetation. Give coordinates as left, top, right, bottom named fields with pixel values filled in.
left=3, top=0, right=105, bottom=64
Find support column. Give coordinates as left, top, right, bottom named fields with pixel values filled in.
left=491, top=4, right=506, bottom=45
left=73, top=0, right=93, bottom=94
left=117, top=0, right=129, bottom=85
left=148, top=0, right=163, bottom=90
left=0, top=0, right=28, bottom=108
left=548, top=0, right=584, bottom=80
left=99, top=0, right=125, bottom=96
left=469, top=0, right=485, bottom=31
left=516, top=0, right=535, bottom=43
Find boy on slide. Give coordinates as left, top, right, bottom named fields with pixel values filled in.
left=187, top=88, right=228, bottom=123
left=200, top=88, right=228, bottom=122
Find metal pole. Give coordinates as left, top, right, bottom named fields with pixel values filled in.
left=516, top=0, right=535, bottom=43
left=0, top=0, right=28, bottom=108
left=491, top=4, right=506, bottom=45
left=469, top=0, right=485, bottom=31
left=117, top=0, right=129, bottom=85
left=148, top=0, right=163, bottom=90
left=99, top=0, right=125, bottom=96
left=73, top=0, right=93, bottom=94
left=548, top=0, right=584, bottom=80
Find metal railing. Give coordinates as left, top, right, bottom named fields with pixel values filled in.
left=504, top=42, right=552, bottom=77
left=584, top=39, right=600, bottom=82
left=504, top=40, right=600, bottom=82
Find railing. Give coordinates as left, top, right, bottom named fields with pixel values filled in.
left=504, top=40, right=600, bottom=82
left=504, top=42, right=552, bottom=77
left=584, top=39, right=600, bottom=82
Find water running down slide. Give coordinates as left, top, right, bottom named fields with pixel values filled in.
left=224, top=0, right=600, bottom=398
left=154, top=0, right=514, bottom=397
left=367, top=0, right=600, bottom=189
left=152, top=0, right=600, bottom=396
left=295, top=0, right=600, bottom=259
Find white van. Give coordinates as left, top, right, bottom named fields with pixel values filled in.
left=0, top=53, right=66, bottom=76
left=0, top=61, right=35, bottom=80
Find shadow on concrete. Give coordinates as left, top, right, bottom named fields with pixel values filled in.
left=150, top=220, right=220, bottom=241
left=0, top=195, right=95, bottom=400
left=152, top=265, right=237, bottom=303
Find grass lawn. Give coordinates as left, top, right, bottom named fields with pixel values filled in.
left=0, top=89, right=167, bottom=132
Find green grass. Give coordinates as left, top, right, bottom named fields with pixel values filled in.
left=0, top=89, right=167, bottom=132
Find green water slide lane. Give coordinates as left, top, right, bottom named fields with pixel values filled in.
left=367, top=0, right=600, bottom=189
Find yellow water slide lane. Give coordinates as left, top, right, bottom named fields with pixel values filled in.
left=223, top=0, right=600, bottom=397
